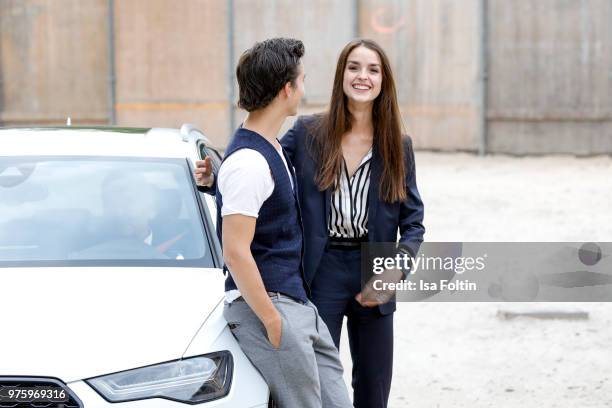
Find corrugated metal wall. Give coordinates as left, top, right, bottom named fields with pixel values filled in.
left=486, top=0, right=612, bottom=154
left=231, top=0, right=357, bottom=138
left=0, top=0, right=109, bottom=125
left=359, top=0, right=484, bottom=151
left=1, top=0, right=610, bottom=154
left=113, top=0, right=230, bottom=146
left=115, top=0, right=228, bottom=144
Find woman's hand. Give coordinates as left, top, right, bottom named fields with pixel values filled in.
left=355, top=267, right=404, bottom=307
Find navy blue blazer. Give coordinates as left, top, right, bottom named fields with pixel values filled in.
left=281, top=115, right=425, bottom=315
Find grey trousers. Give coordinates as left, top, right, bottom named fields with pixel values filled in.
left=223, top=293, right=352, bottom=408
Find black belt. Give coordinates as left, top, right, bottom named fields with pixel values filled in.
left=327, top=235, right=368, bottom=250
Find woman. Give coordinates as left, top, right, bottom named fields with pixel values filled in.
left=280, top=39, right=425, bottom=408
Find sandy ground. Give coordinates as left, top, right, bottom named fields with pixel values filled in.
left=338, top=152, right=612, bottom=407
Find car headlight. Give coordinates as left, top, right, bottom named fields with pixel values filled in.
left=85, top=351, right=232, bottom=404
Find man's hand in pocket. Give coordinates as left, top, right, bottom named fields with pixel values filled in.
left=263, top=311, right=282, bottom=349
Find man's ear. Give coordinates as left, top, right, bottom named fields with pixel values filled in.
left=282, top=82, right=293, bottom=99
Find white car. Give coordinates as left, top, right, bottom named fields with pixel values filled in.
left=0, top=125, right=272, bottom=407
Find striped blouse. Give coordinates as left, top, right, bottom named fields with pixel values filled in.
left=328, top=149, right=372, bottom=238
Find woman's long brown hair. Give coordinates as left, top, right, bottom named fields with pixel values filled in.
left=310, top=39, right=408, bottom=203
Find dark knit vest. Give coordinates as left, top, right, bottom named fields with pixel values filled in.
left=216, top=128, right=309, bottom=302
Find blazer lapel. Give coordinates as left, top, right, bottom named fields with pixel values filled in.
left=324, top=188, right=331, bottom=225
left=367, top=145, right=381, bottom=242
left=282, top=148, right=300, bottom=201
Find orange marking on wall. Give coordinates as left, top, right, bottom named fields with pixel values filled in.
left=116, top=102, right=228, bottom=111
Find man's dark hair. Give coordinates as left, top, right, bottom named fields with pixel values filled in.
left=236, top=38, right=304, bottom=112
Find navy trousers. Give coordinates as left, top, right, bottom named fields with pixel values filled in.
left=311, top=246, right=394, bottom=408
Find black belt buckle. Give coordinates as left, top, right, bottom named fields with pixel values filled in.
left=328, top=235, right=367, bottom=250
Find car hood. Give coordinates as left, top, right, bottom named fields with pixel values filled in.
left=0, top=267, right=225, bottom=382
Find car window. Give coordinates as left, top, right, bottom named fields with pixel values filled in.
left=0, top=157, right=214, bottom=267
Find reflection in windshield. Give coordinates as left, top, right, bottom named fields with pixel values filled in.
left=0, top=157, right=212, bottom=266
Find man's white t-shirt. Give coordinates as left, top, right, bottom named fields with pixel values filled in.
left=218, top=144, right=294, bottom=302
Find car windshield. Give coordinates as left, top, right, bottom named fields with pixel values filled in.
left=0, top=156, right=215, bottom=267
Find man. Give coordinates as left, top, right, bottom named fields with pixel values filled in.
left=196, top=38, right=351, bottom=408
left=72, top=171, right=168, bottom=260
